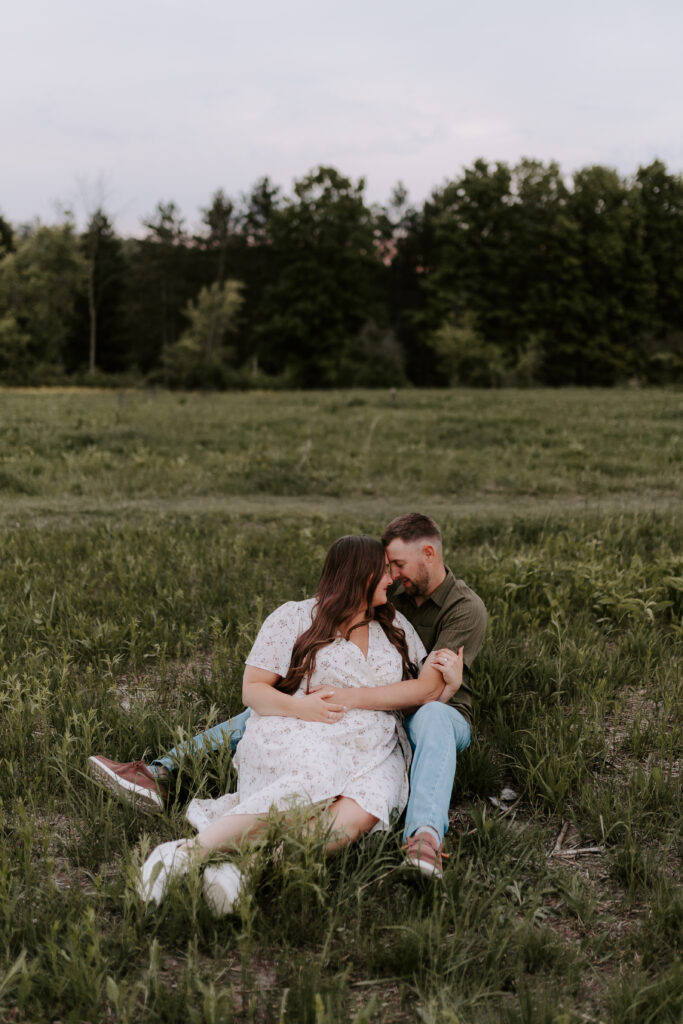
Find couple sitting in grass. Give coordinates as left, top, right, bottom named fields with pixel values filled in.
left=88, top=513, right=487, bottom=914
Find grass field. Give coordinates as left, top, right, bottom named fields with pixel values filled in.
left=0, top=387, right=681, bottom=1023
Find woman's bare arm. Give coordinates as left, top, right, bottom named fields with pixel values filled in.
left=320, top=648, right=463, bottom=712
left=242, top=665, right=346, bottom=722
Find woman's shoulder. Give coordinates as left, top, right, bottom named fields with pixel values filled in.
left=283, top=597, right=316, bottom=618
left=247, top=598, right=315, bottom=671
left=261, top=598, right=315, bottom=631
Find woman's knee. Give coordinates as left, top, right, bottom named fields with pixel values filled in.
left=331, top=797, right=377, bottom=839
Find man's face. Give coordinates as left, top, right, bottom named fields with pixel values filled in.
left=385, top=538, right=432, bottom=599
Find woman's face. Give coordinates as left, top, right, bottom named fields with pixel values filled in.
left=370, top=564, right=392, bottom=607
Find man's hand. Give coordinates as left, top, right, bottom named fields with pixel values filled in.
left=295, top=689, right=346, bottom=723
left=426, top=646, right=464, bottom=703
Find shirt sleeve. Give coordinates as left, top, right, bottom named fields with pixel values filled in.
left=394, top=611, right=427, bottom=667
left=434, top=588, right=488, bottom=668
left=245, top=601, right=308, bottom=676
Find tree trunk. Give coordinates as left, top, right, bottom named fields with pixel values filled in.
left=88, top=257, right=97, bottom=374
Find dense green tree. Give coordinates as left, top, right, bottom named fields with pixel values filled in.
left=0, top=218, right=85, bottom=376
left=77, top=209, right=125, bottom=374
left=142, top=201, right=187, bottom=352
left=163, top=280, right=244, bottom=387
left=255, top=166, right=387, bottom=385
left=421, top=161, right=515, bottom=345
left=426, top=312, right=506, bottom=387
left=634, top=161, right=683, bottom=381
left=194, top=190, right=247, bottom=361
left=504, top=160, right=579, bottom=376
left=234, top=177, right=282, bottom=373
left=121, top=202, right=200, bottom=372
left=199, top=189, right=239, bottom=288
left=241, top=176, right=281, bottom=245
left=375, top=184, right=430, bottom=382
left=555, top=166, right=656, bottom=383
left=412, top=160, right=553, bottom=381
left=1, top=159, right=681, bottom=387
left=0, top=212, right=13, bottom=256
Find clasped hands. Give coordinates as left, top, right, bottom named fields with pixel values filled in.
left=426, top=645, right=465, bottom=702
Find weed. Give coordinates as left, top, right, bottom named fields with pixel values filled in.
left=0, top=387, right=680, bottom=1022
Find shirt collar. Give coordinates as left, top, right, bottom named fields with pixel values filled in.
left=423, top=568, right=454, bottom=608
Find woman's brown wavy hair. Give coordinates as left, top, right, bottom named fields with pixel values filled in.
left=277, top=535, right=417, bottom=695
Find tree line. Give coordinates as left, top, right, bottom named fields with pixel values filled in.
left=1, top=159, right=681, bottom=388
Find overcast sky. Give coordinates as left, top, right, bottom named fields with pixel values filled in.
left=3, top=0, right=682, bottom=233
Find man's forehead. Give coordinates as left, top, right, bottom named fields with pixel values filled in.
left=385, top=537, right=423, bottom=559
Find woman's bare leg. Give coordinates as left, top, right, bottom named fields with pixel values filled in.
left=320, top=797, right=378, bottom=854
left=187, top=798, right=377, bottom=861
left=193, top=812, right=269, bottom=858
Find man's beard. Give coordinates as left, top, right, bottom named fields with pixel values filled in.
left=401, top=567, right=431, bottom=599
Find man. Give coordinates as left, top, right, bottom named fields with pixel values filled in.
left=88, top=513, right=487, bottom=877
left=380, top=513, right=486, bottom=874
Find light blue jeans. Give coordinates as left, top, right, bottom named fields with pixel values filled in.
left=153, top=708, right=251, bottom=772
left=402, top=702, right=471, bottom=841
left=155, top=703, right=471, bottom=843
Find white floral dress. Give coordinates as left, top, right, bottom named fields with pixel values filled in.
left=186, top=599, right=426, bottom=832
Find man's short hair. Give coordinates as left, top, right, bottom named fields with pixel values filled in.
left=381, top=513, right=442, bottom=547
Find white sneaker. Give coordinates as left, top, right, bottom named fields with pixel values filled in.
left=137, top=839, right=193, bottom=905
left=202, top=862, right=245, bottom=917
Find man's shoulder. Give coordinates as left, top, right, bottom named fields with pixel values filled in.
left=441, top=573, right=487, bottom=615
left=444, top=572, right=484, bottom=602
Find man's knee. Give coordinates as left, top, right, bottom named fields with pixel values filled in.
left=406, top=701, right=452, bottom=740
left=406, top=702, right=471, bottom=751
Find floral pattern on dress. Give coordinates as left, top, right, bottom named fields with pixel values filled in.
left=186, top=599, right=427, bottom=833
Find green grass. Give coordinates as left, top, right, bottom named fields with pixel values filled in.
left=0, top=387, right=681, bottom=1023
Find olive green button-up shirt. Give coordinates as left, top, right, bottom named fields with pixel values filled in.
left=391, top=569, right=487, bottom=725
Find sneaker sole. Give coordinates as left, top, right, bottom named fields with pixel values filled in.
left=402, top=856, right=443, bottom=880
left=87, top=757, right=164, bottom=814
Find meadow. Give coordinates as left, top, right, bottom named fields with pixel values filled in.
left=0, top=386, right=681, bottom=1024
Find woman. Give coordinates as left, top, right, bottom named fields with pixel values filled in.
left=138, top=535, right=462, bottom=913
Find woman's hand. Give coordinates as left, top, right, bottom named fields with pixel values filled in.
left=295, top=689, right=347, bottom=723
left=426, top=646, right=464, bottom=703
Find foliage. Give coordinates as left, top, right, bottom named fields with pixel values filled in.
left=0, top=210, right=13, bottom=255
left=255, top=165, right=387, bottom=385
left=0, top=388, right=680, bottom=1022
left=0, top=314, right=31, bottom=381
left=427, top=313, right=507, bottom=386
left=77, top=207, right=126, bottom=375
left=0, top=218, right=86, bottom=374
left=1, top=159, right=683, bottom=387
left=162, top=281, right=244, bottom=388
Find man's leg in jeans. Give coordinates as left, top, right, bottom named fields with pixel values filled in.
left=402, top=702, right=471, bottom=874
left=152, top=708, right=252, bottom=774
left=87, top=709, right=252, bottom=813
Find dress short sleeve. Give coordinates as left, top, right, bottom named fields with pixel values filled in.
left=394, top=610, right=427, bottom=667
left=246, top=600, right=314, bottom=677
